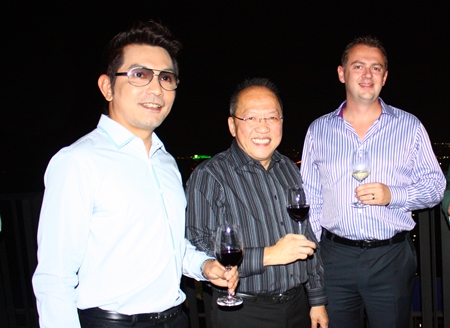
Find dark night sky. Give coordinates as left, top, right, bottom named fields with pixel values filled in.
left=1, top=2, right=449, bottom=193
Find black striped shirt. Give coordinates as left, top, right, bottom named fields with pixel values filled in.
left=185, top=140, right=327, bottom=306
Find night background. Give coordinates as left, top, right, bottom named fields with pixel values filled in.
left=1, top=2, right=449, bottom=193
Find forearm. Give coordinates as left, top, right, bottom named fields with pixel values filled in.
left=33, top=273, right=81, bottom=328
left=182, top=238, right=215, bottom=281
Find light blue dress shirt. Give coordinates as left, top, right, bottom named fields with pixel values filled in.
left=301, top=98, right=446, bottom=241
left=33, top=115, right=210, bottom=328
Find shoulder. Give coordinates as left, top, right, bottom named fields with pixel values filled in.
left=187, top=149, right=234, bottom=185
left=194, top=148, right=234, bottom=173
left=383, top=104, right=428, bottom=138
left=385, top=104, right=421, bottom=123
left=46, top=129, right=106, bottom=172
left=307, top=109, right=341, bottom=132
left=277, top=153, right=302, bottom=175
left=61, top=128, right=106, bottom=156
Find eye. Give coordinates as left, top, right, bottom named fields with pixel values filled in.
left=246, top=117, right=256, bottom=122
left=160, top=72, right=174, bottom=83
left=131, top=69, right=150, bottom=79
left=267, top=116, right=278, bottom=122
left=355, top=65, right=362, bottom=69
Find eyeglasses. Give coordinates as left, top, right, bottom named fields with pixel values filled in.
left=231, top=114, right=283, bottom=126
left=115, top=67, right=179, bottom=91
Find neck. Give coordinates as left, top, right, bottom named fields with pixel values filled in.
left=343, top=99, right=382, bottom=141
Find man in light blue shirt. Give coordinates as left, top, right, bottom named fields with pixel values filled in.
left=301, top=36, right=445, bottom=328
left=32, top=20, right=238, bottom=328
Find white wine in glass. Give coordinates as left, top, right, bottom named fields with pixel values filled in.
left=351, top=149, right=371, bottom=208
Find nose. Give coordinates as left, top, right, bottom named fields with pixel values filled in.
left=255, top=119, right=270, bottom=133
left=145, top=74, right=163, bottom=96
left=362, top=67, right=372, bottom=78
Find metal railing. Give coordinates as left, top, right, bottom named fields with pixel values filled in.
left=1, top=192, right=449, bottom=328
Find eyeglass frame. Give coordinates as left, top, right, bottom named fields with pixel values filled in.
left=115, top=67, right=180, bottom=91
left=231, top=114, right=284, bottom=125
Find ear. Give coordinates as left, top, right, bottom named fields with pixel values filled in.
left=98, top=74, right=113, bottom=101
left=228, top=116, right=236, bottom=137
left=382, top=70, right=388, bottom=86
left=337, top=66, right=345, bottom=84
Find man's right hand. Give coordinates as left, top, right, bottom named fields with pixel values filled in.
left=263, top=234, right=316, bottom=266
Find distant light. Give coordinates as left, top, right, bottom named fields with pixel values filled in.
left=192, top=154, right=211, bottom=160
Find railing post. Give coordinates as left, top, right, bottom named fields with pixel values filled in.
left=441, top=213, right=450, bottom=328
left=418, top=210, right=434, bottom=327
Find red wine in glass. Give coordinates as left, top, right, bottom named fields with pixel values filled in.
left=215, top=248, right=243, bottom=267
left=287, top=204, right=310, bottom=223
left=214, top=224, right=244, bottom=306
left=286, top=185, right=309, bottom=233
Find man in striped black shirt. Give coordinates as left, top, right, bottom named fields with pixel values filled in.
left=186, top=78, right=328, bottom=328
left=301, top=36, right=445, bottom=328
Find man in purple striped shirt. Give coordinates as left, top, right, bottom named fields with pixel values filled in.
left=300, top=36, right=445, bottom=328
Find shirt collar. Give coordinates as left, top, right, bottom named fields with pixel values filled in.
left=97, top=114, right=167, bottom=153
left=330, top=97, right=398, bottom=120
left=230, top=139, right=282, bottom=170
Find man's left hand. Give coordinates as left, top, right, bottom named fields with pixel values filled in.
left=202, top=260, right=239, bottom=295
left=310, top=305, right=328, bottom=328
left=356, top=182, right=391, bottom=206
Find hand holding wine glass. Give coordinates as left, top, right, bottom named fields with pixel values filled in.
left=286, top=185, right=310, bottom=234
left=214, top=224, right=243, bottom=306
left=351, top=149, right=371, bottom=208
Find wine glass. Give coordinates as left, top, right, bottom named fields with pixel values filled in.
left=351, top=149, right=371, bottom=208
left=286, top=185, right=310, bottom=234
left=214, top=224, right=244, bottom=306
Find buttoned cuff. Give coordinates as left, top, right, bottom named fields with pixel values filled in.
left=386, top=186, right=407, bottom=209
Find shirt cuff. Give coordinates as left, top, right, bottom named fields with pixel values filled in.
left=307, top=287, right=328, bottom=307
left=386, top=185, right=407, bottom=209
left=200, top=258, right=216, bottom=280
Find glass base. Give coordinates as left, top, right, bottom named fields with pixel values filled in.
left=217, top=295, right=243, bottom=306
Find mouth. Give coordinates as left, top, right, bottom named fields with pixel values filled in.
left=359, top=82, right=373, bottom=88
left=140, top=102, right=163, bottom=109
left=252, top=138, right=270, bottom=145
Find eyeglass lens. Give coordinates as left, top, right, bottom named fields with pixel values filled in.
left=233, top=115, right=282, bottom=126
left=128, top=68, right=178, bottom=90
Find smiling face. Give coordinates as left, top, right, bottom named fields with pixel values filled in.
left=98, top=44, right=176, bottom=143
left=338, top=44, right=388, bottom=105
left=228, top=86, right=283, bottom=169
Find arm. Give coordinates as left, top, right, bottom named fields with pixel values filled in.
left=387, top=124, right=445, bottom=211
left=300, top=128, right=324, bottom=241
left=32, top=152, right=92, bottom=328
left=303, top=219, right=328, bottom=309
